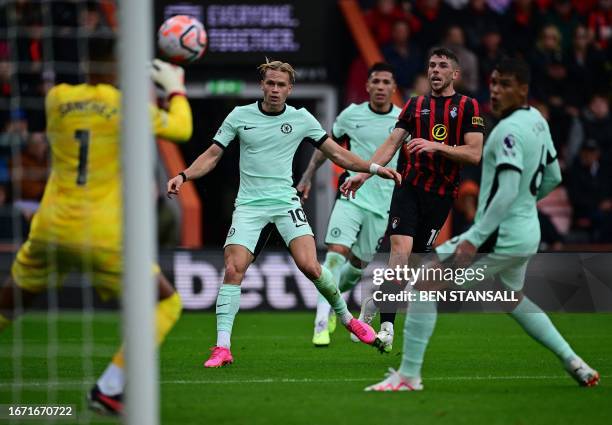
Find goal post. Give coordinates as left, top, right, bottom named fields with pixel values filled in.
left=119, top=0, right=158, bottom=424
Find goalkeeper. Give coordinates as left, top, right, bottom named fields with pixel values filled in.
left=0, top=38, right=191, bottom=415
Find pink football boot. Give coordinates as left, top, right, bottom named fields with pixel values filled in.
left=203, top=346, right=234, bottom=368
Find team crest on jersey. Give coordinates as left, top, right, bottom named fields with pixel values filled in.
left=228, top=227, right=236, bottom=237
left=450, top=106, right=457, bottom=118
left=432, top=124, right=447, bottom=141
left=281, top=123, right=293, bottom=134
left=391, top=217, right=400, bottom=229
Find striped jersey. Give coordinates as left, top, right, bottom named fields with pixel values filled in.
left=395, top=93, right=484, bottom=197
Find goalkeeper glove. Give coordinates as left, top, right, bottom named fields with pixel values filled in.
left=151, top=59, right=186, bottom=97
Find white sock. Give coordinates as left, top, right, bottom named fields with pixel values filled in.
left=217, top=330, right=231, bottom=348
left=96, top=363, right=124, bottom=396
left=340, top=312, right=353, bottom=325
left=314, top=296, right=332, bottom=330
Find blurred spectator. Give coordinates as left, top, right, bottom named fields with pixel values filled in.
left=486, top=0, right=512, bottom=15
left=441, top=25, right=479, bottom=94
left=381, top=20, right=423, bottom=94
left=477, top=25, right=505, bottom=100
left=530, top=24, right=564, bottom=97
left=364, top=0, right=421, bottom=46
left=502, top=0, right=544, bottom=57
left=566, top=94, right=612, bottom=165
left=413, top=0, right=452, bottom=48
left=445, top=0, right=470, bottom=9
left=459, top=0, right=501, bottom=51
left=565, top=25, right=608, bottom=109
left=582, top=94, right=612, bottom=158
left=542, top=0, right=582, bottom=52
left=566, top=139, right=612, bottom=242
left=587, top=0, right=611, bottom=50
left=10, top=131, right=49, bottom=221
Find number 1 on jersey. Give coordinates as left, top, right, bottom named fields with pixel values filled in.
left=74, top=129, right=90, bottom=186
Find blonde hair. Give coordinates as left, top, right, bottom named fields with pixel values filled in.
left=257, top=58, right=296, bottom=84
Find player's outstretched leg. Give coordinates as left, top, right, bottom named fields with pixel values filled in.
left=312, top=251, right=346, bottom=347
left=509, top=295, right=599, bottom=387
left=204, top=245, right=252, bottom=368
left=290, top=236, right=377, bottom=346
left=365, top=292, right=436, bottom=391
left=91, top=274, right=183, bottom=415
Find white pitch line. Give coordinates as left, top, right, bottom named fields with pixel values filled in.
left=0, top=375, right=608, bottom=388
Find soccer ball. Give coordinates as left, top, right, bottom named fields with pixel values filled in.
left=158, top=15, right=207, bottom=64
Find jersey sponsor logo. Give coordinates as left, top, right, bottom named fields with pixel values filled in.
left=391, top=217, right=400, bottom=229
left=330, top=227, right=342, bottom=237
left=450, top=106, right=458, bottom=118
left=472, top=116, right=484, bottom=127
left=432, top=123, right=447, bottom=141
left=228, top=227, right=236, bottom=237
left=243, top=126, right=256, bottom=130
left=420, top=109, right=430, bottom=115
left=280, top=123, right=293, bottom=134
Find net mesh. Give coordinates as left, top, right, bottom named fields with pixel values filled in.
left=0, top=1, right=119, bottom=423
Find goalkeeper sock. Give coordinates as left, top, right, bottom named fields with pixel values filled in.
left=338, top=261, right=363, bottom=292
left=0, top=313, right=10, bottom=332
left=97, top=363, right=124, bottom=396
left=314, top=252, right=346, bottom=328
left=216, top=284, right=241, bottom=348
left=398, top=295, right=437, bottom=378
left=510, top=296, right=576, bottom=362
left=312, top=265, right=352, bottom=325
left=109, top=291, right=183, bottom=369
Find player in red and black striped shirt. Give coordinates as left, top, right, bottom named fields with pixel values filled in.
left=341, top=47, right=484, bottom=350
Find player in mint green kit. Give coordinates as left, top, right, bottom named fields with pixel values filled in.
left=167, top=60, right=401, bottom=367
left=297, top=63, right=400, bottom=347
left=365, top=58, right=600, bottom=391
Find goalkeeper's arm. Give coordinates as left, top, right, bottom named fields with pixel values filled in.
left=151, top=59, right=192, bottom=142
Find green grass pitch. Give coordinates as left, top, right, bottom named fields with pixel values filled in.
left=1, top=311, right=611, bottom=424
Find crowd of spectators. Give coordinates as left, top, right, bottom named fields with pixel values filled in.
left=356, top=0, right=612, bottom=245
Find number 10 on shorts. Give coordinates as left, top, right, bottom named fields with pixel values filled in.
left=288, top=208, right=308, bottom=227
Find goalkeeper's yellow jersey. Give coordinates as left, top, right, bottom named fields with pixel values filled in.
left=28, top=83, right=192, bottom=250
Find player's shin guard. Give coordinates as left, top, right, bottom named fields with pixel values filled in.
left=0, top=313, right=10, bottom=332
left=313, top=266, right=351, bottom=324
left=338, top=261, right=363, bottom=293
left=314, top=252, right=346, bottom=327
left=398, top=296, right=437, bottom=378
left=216, top=284, right=241, bottom=348
left=510, top=296, right=576, bottom=362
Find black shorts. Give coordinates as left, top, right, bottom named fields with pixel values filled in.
left=387, top=183, right=453, bottom=252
